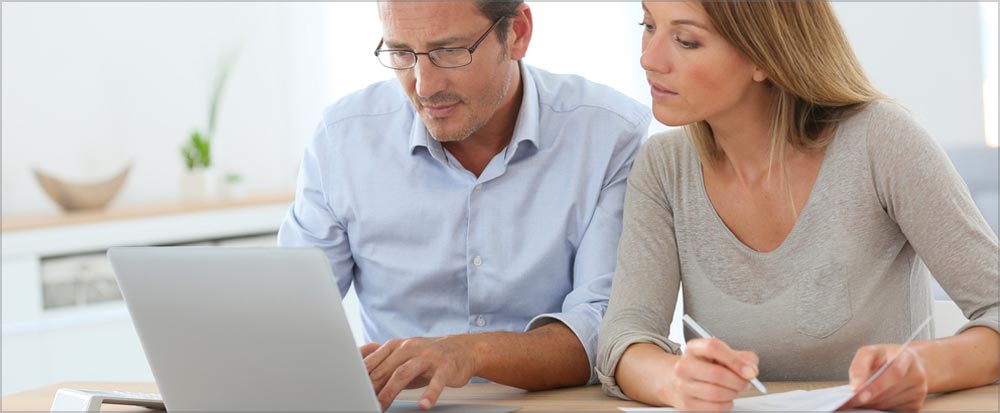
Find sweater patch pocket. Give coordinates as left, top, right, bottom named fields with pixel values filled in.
left=796, top=263, right=852, bottom=338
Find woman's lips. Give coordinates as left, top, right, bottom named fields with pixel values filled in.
left=649, top=82, right=679, bottom=100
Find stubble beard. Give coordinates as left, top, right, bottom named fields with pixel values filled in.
left=427, top=66, right=511, bottom=143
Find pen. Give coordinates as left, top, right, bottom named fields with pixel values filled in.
left=682, top=314, right=768, bottom=394
left=854, top=315, right=933, bottom=392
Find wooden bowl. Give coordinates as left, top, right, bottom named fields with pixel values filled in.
left=33, top=165, right=130, bottom=212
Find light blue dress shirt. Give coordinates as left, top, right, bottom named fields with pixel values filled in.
left=278, top=62, right=649, bottom=383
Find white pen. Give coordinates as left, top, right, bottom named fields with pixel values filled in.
left=682, top=314, right=768, bottom=394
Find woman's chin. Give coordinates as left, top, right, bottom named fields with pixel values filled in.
left=653, top=113, right=694, bottom=127
left=652, top=111, right=694, bottom=128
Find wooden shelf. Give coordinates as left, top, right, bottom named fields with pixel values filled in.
left=1, top=192, right=294, bottom=232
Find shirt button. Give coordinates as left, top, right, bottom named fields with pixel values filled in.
left=474, top=184, right=482, bottom=192
left=473, top=256, right=482, bottom=266
left=475, top=316, right=487, bottom=327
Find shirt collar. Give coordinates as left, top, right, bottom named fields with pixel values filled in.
left=409, top=61, right=541, bottom=163
left=409, top=114, right=447, bottom=161
left=505, top=60, right=540, bottom=162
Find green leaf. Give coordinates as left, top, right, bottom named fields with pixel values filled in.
left=181, top=147, right=195, bottom=170
left=207, top=50, right=239, bottom=139
left=183, top=48, right=239, bottom=170
left=181, top=129, right=212, bottom=169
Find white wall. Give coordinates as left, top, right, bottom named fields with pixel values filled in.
left=1, top=3, right=333, bottom=216
left=527, top=3, right=649, bottom=105
left=834, top=2, right=986, bottom=149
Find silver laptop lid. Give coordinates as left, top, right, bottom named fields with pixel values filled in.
left=108, top=247, right=380, bottom=411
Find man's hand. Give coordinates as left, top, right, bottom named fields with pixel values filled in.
left=360, top=336, right=481, bottom=411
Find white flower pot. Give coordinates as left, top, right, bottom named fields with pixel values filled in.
left=180, top=168, right=219, bottom=201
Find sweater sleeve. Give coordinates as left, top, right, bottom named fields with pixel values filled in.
left=866, top=101, right=999, bottom=336
left=595, top=134, right=684, bottom=400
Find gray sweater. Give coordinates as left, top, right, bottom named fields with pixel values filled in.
left=596, top=100, right=999, bottom=399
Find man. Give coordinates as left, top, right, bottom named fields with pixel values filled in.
left=278, top=1, right=650, bottom=410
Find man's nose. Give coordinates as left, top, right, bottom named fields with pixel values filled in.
left=414, top=57, right=447, bottom=98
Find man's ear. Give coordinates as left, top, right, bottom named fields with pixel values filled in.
left=507, top=3, right=533, bottom=60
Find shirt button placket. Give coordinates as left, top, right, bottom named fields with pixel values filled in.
left=468, top=182, right=488, bottom=332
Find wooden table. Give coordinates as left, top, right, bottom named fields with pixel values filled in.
left=2, top=381, right=996, bottom=411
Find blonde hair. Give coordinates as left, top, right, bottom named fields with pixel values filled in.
left=686, top=1, right=883, bottom=212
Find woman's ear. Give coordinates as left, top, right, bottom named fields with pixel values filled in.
left=752, top=67, right=768, bottom=83
left=507, top=3, right=533, bottom=60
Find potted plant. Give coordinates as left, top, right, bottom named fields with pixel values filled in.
left=180, top=53, right=237, bottom=200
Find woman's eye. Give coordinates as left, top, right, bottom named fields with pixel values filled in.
left=674, top=34, right=700, bottom=49
left=637, top=21, right=654, bottom=32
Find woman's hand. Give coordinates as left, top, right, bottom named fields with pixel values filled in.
left=841, top=344, right=928, bottom=411
left=665, top=338, right=760, bottom=411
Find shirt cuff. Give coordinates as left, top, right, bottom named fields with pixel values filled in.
left=525, top=305, right=603, bottom=385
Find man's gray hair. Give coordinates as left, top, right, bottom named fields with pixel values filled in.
left=475, top=0, right=523, bottom=43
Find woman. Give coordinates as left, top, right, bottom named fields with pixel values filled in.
left=596, top=1, right=999, bottom=411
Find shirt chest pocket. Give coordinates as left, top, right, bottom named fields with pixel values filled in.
left=795, top=263, right=853, bottom=338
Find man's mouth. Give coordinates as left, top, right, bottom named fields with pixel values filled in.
left=423, top=102, right=459, bottom=118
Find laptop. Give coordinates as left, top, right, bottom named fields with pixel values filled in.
left=108, top=246, right=518, bottom=412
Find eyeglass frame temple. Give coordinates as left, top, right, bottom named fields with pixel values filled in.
left=372, top=16, right=506, bottom=67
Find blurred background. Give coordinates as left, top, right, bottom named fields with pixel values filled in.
left=2, top=2, right=997, bottom=396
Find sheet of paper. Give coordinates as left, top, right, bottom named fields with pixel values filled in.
left=619, top=385, right=878, bottom=412
left=619, top=316, right=933, bottom=412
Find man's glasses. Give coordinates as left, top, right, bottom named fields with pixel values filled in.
left=374, top=17, right=504, bottom=70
